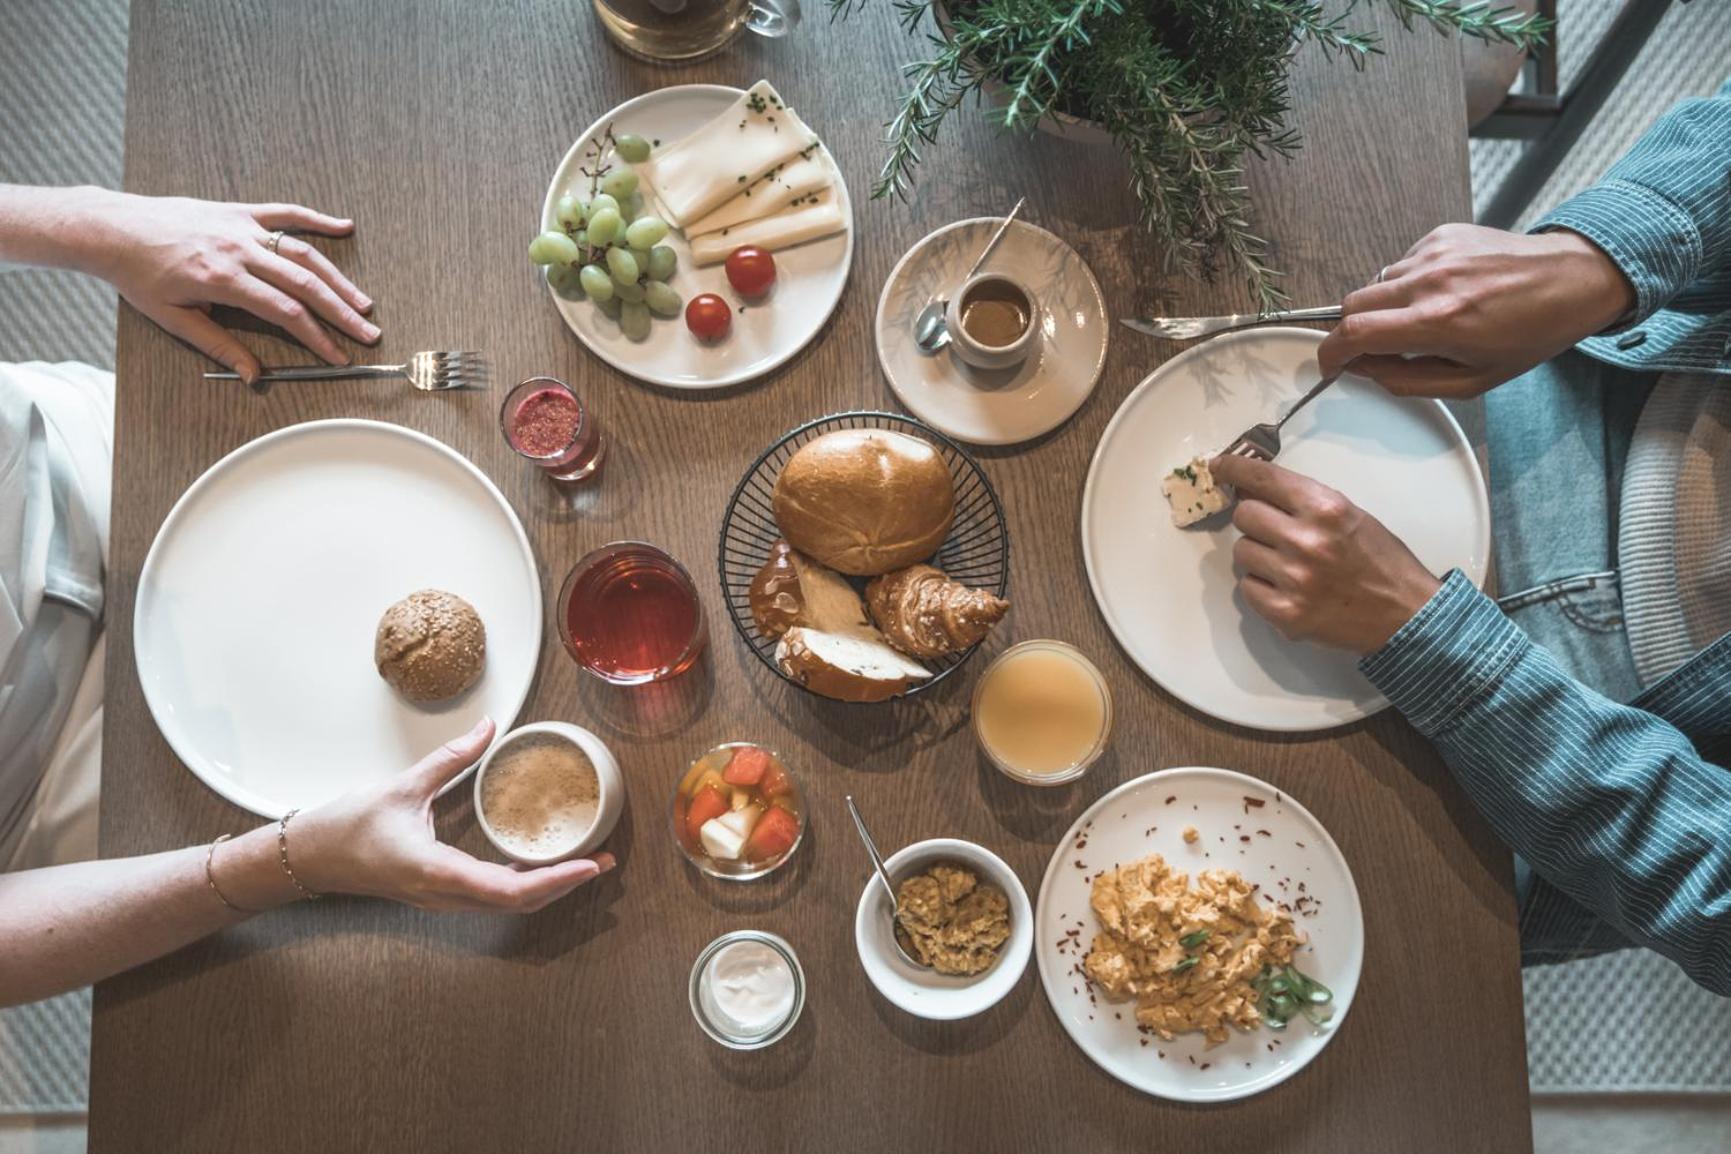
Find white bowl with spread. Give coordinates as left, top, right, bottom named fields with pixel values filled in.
left=472, top=721, right=623, bottom=865
left=689, top=930, right=806, bottom=1049
left=853, top=837, right=1033, bottom=1021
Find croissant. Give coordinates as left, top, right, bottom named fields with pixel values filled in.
left=865, top=564, right=1009, bottom=659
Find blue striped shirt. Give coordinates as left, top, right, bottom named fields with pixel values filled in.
left=1361, top=80, right=1731, bottom=995
left=1363, top=573, right=1730, bottom=993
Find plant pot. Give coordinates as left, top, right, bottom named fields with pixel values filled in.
left=931, top=0, right=1117, bottom=147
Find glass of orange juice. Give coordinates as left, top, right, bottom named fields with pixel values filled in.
left=971, top=640, right=1112, bottom=786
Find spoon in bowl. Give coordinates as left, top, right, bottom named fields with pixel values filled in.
left=845, top=795, right=928, bottom=968
left=913, top=197, right=1027, bottom=355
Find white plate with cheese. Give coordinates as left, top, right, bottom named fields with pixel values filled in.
left=1081, top=328, right=1490, bottom=732
left=541, top=82, right=854, bottom=390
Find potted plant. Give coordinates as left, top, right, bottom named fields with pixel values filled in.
left=833, top=0, right=1547, bottom=310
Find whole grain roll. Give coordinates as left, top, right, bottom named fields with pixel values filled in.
left=374, top=589, right=487, bottom=703
left=771, top=430, right=956, bottom=576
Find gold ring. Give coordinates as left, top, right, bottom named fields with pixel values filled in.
left=266, top=230, right=285, bottom=254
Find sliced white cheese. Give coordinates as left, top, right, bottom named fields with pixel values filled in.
left=685, top=147, right=836, bottom=239
left=689, top=187, right=845, bottom=267
left=635, top=79, right=818, bottom=227
left=1161, top=457, right=1231, bottom=528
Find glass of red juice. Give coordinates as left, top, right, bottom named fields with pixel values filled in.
left=559, top=542, right=707, bottom=684
left=500, top=376, right=604, bottom=482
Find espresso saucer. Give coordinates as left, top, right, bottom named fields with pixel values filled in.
left=874, top=219, right=1108, bottom=446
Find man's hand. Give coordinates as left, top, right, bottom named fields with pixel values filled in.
left=1209, top=454, right=1442, bottom=656
left=1315, top=223, right=1635, bottom=399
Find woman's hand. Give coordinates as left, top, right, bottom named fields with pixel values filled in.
left=76, top=189, right=380, bottom=383
left=1315, top=223, right=1635, bottom=399
left=284, top=718, right=614, bottom=913
left=1209, top=454, right=1442, bottom=656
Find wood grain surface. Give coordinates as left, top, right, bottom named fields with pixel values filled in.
left=91, top=3, right=1531, bottom=1151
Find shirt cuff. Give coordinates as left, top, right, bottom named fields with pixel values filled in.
left=1533, top=180, right=1702, bottom=326
left=1358, top=570, right=1528, bottom=736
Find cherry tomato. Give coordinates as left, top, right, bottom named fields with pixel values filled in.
left=685, top=293, right=732, bottom=341
left=724, top=245, right=777, bottom=298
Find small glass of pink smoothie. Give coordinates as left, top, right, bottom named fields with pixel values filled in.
left=500, top=376, right=604, bottom=482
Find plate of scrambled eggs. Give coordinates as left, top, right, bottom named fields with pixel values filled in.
left=1035, top=766, right=1363, bottom=1101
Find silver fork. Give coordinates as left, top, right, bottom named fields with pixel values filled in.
left=1222, top=373, right=1341, bottom=462
left=1121, top=304, right=1343, bottom=342
left=204, top=350, right=485, bottom=394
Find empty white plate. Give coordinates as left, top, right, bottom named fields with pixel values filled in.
left=876, top=219, right=1107, bottom=445
left=134, top=420, right=542, bottom=817
left=1082, top=328, right=1490, bottom=732
left=543, top=85, right=854, bottom=390
left=1036, top=767, right=1363, bottom=1102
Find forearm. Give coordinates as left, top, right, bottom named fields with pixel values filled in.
left=1362, top=572, right=1731, bottom=993
left=0, top=184, right=119, bottom=276
left=0, top=825, right=300, bottom=1007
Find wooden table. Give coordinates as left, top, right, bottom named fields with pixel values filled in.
left=93, top=3, right=1531, bottom=1150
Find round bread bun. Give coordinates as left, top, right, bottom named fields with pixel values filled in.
left=374, top=589, right=487, bottom=703
left=771, top=430, right=956, bottom=576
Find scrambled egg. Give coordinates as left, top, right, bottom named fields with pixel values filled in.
left=896, top=862, right=1011, bottom=976
left=1083, top=854, right=1302, bottom=1045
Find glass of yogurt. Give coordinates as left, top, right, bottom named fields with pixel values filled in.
left=688, top=931, right=805, bottom=1049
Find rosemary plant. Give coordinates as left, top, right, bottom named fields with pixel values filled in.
left=836, top=0, right=1549, bottom=311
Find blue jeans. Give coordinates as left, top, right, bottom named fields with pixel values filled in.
left=1485, top=350, right=1659, bottom=965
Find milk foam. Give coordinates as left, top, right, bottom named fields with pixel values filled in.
left=480, top=735, right=600, bottom=856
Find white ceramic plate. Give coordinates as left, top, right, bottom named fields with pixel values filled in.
left=854, top=838, right=1034, bottom=1020
left=1036, top=767, right=1363, bottom=1102
left=542, top=85, right=854, bottom=390
left=135, top=420, right=542, bottom=818
left=1082, top=328, right=1490, bottom=732
left=875, top=219, right=1107, bottom=445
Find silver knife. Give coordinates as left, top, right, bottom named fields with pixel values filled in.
left=1121, top=305, right=1343, bottom=342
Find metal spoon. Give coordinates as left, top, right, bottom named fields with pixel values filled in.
left=914, top=197, right=1027, bottom=355
left=845, top=795, right=928, bottom=968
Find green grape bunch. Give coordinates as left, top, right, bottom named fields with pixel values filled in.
left=527, top=126, right=682, bottom=340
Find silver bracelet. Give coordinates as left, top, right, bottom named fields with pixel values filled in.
left=277, top=809, right=322, bottom=901
left=204, top=833, right=255, bottom=913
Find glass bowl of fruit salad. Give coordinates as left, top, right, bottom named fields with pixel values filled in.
left=672, top=742, right=805, bottom=881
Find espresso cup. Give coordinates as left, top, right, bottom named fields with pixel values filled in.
left=473, top=721, right=623, bottom=865
left=592, top=0, right=801, bottom=64
left=945, top=272, right=1041, bottom=371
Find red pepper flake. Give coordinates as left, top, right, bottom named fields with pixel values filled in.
left=1256, top=829, right=1271, bottom=838
left=1165, top=796, right=1177, bottom=805
left=1140, top=1039, right=1149, bottom=1047
left=1074, top=861, right=1087, bottom=869
left=508, top=387, right=581, bottom=456
left=1158, top=1050, right=1166, bottom=1059
left=1295, top=840, right=1306, bottom=848
left=1199, top=1063, right=1211, bottom=1071
left=1239, top=835, right=1252, bottom=844
left=1244, top=796, right=1266, bottom=811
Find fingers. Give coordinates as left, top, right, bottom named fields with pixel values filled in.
left=217, top=276, right=350, bottom=365
left=1345, top=354, right=1497, bottom=399
left=1239, top=574, right=1300, bottom=638
left=250, top=249, right=380, bottom=345
left=1232, top=535, right=1293, bottom=586
left=403, top=716, right=496, bottom=796
left=250, top=202, right=355, bottom=235
left=1209, top=453, right=1320, bottom=515
left=1315, top=308, right=1433, bottom=378
left=272, top=233, right=374, bottom=315
left=141, top=301, right=261, bottom=384
left=432, top=847, right=615, bottom=913
left=1339, top=275, right=1415, bottom=318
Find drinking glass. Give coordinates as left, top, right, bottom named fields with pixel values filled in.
left=500, top=376, right=605, bottom=483
left=558, top=542, right=707, bottom=684
left=591, top=0, right=800, bottom=63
